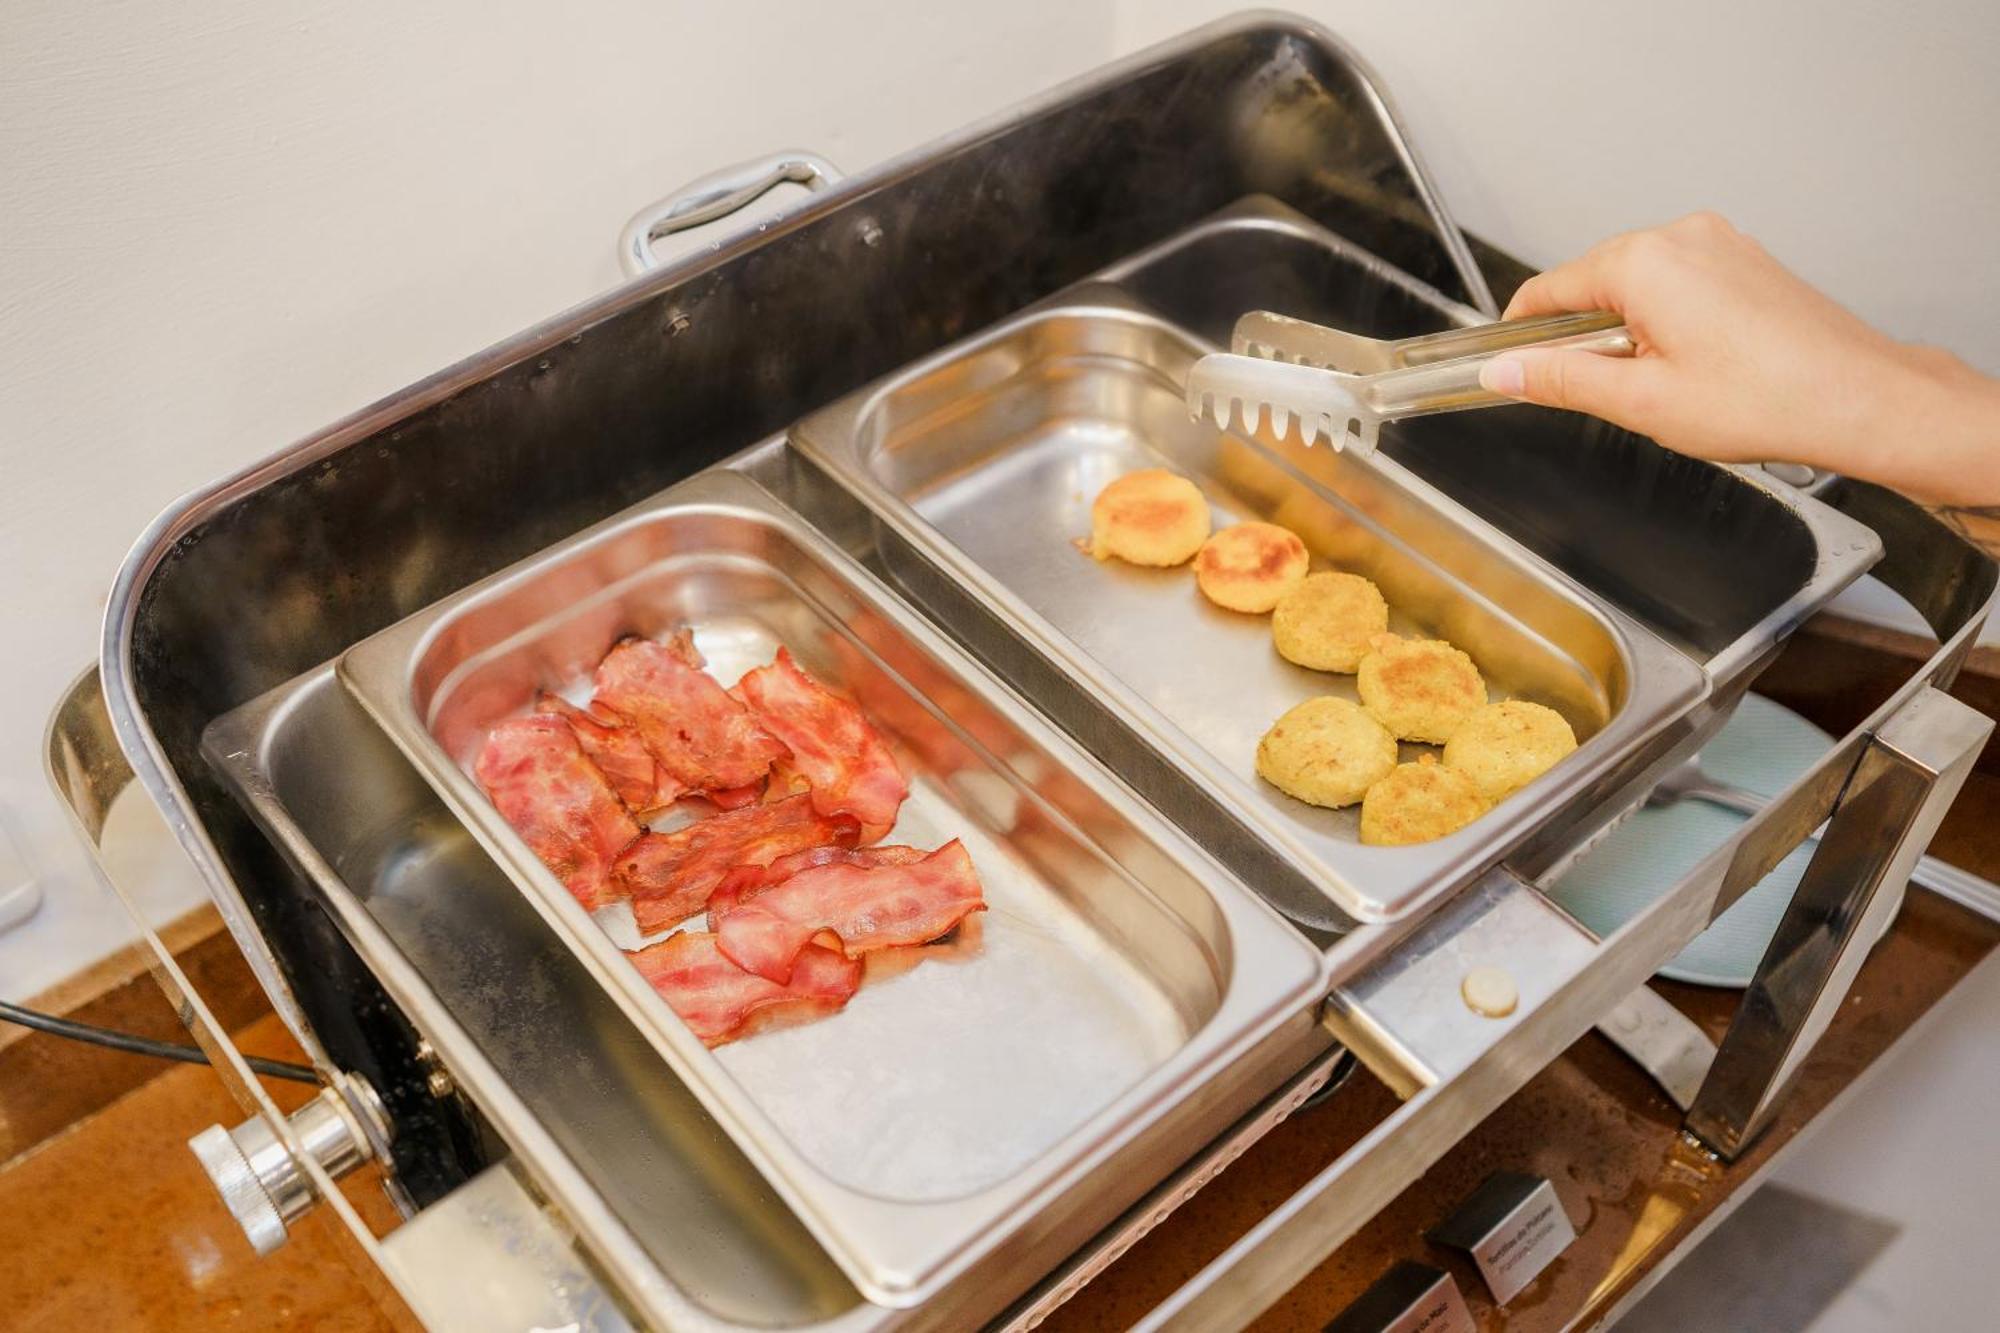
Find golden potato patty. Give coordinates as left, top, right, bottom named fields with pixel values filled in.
left=1360, top=755, right=1488, bottom=846
left=1088, top=468, right=1210, bottom=567
left=1255, top=697, right=1397, bottom=809
left=1356, top=635, right=1488, bottom=743
left=1195, top=522, right=1310, bottom=613
left=1272, top=571, right=1389, bottom=673
left=1442, top=700, right=1579, bottom=801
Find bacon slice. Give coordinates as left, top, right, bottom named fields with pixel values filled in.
left=733, top=649, right=908, bottom=842
left=474, top=715, right=639, bottom=911
left=709, top=844, right=929, bottom=917
left=702, top=782, right=765, bottom=811
left=713, top=840, right=985, bottom=983
left=592, top=633, right=788, bottom=798
left=613, top=793, right=859, bottom=933
left=535, top=694, right=682, bottom=816
left=629, top=930, right=861, bottom=1046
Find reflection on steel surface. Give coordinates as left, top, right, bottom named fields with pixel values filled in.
left=189, top=1070, right=391, bottom=1255
left=619, top=150, right=843, bottom=277
left=380, top=1165, right=638, bottom=1333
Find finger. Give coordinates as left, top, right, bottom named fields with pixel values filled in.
left=1502, top=255, right=1616, bottom=321
left=1501, top=222, right=1670, bottom=320
left=1478, top=346, right=1652, bottom=423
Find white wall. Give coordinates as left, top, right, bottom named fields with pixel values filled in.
left=1114, top=2, right=2000, bottom=373
left=4, top=2, right=1997, bottom=995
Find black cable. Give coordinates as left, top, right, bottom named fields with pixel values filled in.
left=0, top=998, right=321, bottom=1085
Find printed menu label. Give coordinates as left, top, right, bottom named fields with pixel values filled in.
left=1323, top=1260, right=1475, bottom=1333
left=1427, top=1170, right=1578, bottom=1305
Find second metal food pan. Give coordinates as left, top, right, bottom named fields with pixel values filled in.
left=792, top=288, right=1712, bottom=925
left=336, top=467, right=1328, bottom=1309
left=201, top=666, right=870, bottom=1329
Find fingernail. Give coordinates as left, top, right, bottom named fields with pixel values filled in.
left=1480, top=355, right=1526, bottom=397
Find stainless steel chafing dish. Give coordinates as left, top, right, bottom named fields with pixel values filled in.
left=43, top=12, right=1997, bottom=1331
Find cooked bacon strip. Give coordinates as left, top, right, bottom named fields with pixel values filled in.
left=614, top=793, right=859, bottom=933
left=703, top=781, right=766, bottom=811
left=713, top=840, right=985, bottom=983
left=535, top=694, right=682, bottom=816
left=629, top=930, right=861, bottom=1046
left=708, top=844, right=929, bottom=917
left=593, top=633, right=788, bottom=798
left=474, top=715, right=639, bottom=911
left=733, top=649, right=908, bottom=842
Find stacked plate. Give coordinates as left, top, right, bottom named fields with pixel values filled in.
left=1548, top=694, right=1837, bottom=987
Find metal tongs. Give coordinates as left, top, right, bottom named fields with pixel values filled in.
left=1186, top=309, right=1636, bottom=452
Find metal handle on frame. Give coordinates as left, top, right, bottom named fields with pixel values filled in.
left=618, top=149, right=843, bottom=277
left=44, top=667, right=315, bottom=1109
left=1685, top=685, right=1990, bottom=1154
left=43, top=668, right=399, bottom=1275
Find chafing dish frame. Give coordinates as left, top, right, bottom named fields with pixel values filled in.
left=41, top=10, right=1999, bottom=1331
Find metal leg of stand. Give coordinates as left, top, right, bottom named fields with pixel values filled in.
left=1685, top=686, right=1991, bottom=1158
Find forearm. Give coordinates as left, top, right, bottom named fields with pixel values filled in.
left=1859, top=349, right=2000, bottom=556
left=1866, top=350, right=2000, bottom=505
left=1485, top=215, right=2000, bottom=555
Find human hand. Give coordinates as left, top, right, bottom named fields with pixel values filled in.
left=1478, top=212, right=2000, bottom=509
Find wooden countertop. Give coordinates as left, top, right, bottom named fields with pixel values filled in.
left=0, top=1012, right=414, bottom=1331
left=3, top=620, right=1996, bottom=1330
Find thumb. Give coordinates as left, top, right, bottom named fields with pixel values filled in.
left=1479, top=347, right=1636, bottom=419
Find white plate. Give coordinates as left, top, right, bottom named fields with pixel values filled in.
left=1547, top=694, right=1839, bottom=987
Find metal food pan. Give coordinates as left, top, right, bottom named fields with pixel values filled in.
left=337, top=467, right=1328, bottom=1309
left=202, top=666, right=870, bottom=1328
left=792, top=290, right=1710, bottom=925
